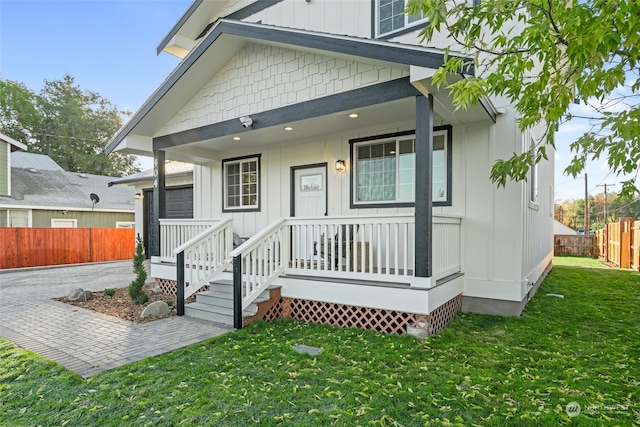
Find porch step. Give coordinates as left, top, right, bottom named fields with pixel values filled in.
left=184, top=279, right=279, bottom=326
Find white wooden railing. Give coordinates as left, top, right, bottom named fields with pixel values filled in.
left=287, top=214, right=416, bottom=281
left=227, top=214, right=462, bottom=327
left=159, top=219, right=221, bottom=262
left=432, top=215, right=462, bottom=279
left=229, top=218, right=288, bottom=314
left=174, top=219, right=234, bottom=308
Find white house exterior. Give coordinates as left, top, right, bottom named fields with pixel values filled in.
left=105, top=0, right=554, bottom=335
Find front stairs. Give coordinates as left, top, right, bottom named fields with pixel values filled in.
left=184, top=279, right=281, bottom=327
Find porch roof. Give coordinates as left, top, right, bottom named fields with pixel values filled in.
left=105, top=19, right=481, bottom=157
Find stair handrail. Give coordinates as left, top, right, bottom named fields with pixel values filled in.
left=230, top=218, right=288, bottom=328
left=175, top=218, right=234, bottom=315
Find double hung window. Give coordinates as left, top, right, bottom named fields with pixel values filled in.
left=378, top=0, right=425, bottom=37
left=223, top=155, right=260, bottom=211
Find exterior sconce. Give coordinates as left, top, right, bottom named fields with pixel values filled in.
left=134, top=193, right=143, bottom=200
left=335, top=160, right=345, bottom=172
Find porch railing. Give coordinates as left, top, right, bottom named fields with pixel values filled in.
left=229, top=218, right=288, bottom=328
left=159, top=219, right=222, bottom=263
left=227, top=214, right=462, bottom=328
left=174, top=218, right=234, bottom=315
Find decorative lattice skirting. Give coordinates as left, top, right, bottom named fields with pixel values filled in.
left=261, top=294, right=462, bottom=336
left=154, top=279, right=209, bottom=296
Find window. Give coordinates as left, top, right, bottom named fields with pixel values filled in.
left=529, top=138, right=538, bottom=205
left=351, top=127, right=451, bottom=207
left=223, top=155, right=260, bottom=211
left=378, top=0, right=425, bottom=37
left=0, top=209, right=30, bottom=227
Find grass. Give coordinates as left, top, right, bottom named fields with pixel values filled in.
left=1, top=256, right=638, bottom=426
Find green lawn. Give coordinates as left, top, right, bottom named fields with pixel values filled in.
left=1, top=257, right=638, bottom=426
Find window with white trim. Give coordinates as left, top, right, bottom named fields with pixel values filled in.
left=223, top=156, right=260, bottom=211
left=529, top=138, right=539, bottom=204
left=378, top=0, right=425, bottom=36
left=352, top=128, right=451, bottom=206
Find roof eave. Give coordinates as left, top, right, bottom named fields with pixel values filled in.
left=106, top=19, right=474, bottom=155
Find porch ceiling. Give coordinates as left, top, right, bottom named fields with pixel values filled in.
left=162, top=97, right=437, bottom=163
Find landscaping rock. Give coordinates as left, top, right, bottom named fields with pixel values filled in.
left=83, top=291, right=93, bottom=301
left=406, top=325, right=430, bottom=341
left=68, top=288, right=87, bottom=301
left=140, top=301, right=169, bottom=319
left=293, top=344, right=323, bottom=356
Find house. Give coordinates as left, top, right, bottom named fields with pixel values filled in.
left=0, top=150, right=135, bottom=228
left=0, top=133, right=27, bottom=197
left=109, top=161, right=194, bottom=257
left=553, top=220, right=577, bottom=236
left=105, top=0, right=554, bottom=335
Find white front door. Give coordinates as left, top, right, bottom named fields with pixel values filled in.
left=293, top=165, right=327, bottom=217
left=292, top=165, right=327, bottom=264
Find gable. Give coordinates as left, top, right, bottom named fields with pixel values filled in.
left=159, top=42, right=409, bottom=137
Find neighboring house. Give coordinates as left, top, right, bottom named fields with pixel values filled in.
left=109, top=161, right=194, bottom=257
left=105, top=0, right=554, bottom=335
left=0, top=151, right=135, bottom=228
left=554, top=220, right=577, bottom=236
left=0, top=133, right=27, bottom=197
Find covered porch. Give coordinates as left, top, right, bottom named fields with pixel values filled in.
left=104, top=20, right=498, bottom=334
left=152, top=213, right=463, bottom=334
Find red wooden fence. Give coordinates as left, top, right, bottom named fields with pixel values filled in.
left=594, top=218, right=640, bottom=271
left=0, top=228, right=136, bottom=269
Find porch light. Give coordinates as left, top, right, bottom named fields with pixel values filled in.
left=134, top=193, right=143, bottom=200
left=335, top=160, right=346, bottom=172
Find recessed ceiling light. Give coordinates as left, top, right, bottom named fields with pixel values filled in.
left=349, top=113, right=359, bottom=118
left=284, top=126, right=293, bottom=131
left=233, top=136, right=241, bottom=141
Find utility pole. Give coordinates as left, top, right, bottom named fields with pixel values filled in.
left=584, top=174, right=590, bottom=233
left=596, top=183, right=615, bottom=262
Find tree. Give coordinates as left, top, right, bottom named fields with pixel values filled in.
left=407, top=0, right=640, bottom=197
left=0, top=79, right=39, bottom=144
left=0, top=74, right=139, bottom=177
left=129, top=234, right=149, bottom=305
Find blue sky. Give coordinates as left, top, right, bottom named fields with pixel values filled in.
left=0, top=0, right=631, bottom=201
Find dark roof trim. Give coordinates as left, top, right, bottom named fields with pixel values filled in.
left=156, top=0, right=203, bottom=55
left=153, top=77, right=421, bottom=150
left=156, top=0, right=284, bottom=55
left=219, top=21, right=467, bottom=72
left=107, top=19, right=472, bottom=154
left=226, top=0, right=284, bottom=20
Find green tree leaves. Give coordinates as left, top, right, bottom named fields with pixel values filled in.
left=408, top=0, right=640, bottom=197
left=0, top=74, right=139, bottom=177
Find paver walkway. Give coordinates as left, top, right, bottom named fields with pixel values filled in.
left=0, top=261, right=233, bottom=377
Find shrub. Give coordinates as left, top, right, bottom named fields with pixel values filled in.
left=128, top=234, right=149, bottom=305
left=103, top=288, right=116, bottom=297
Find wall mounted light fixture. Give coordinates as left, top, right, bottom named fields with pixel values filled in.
left=134, top=193, right=143, bottom=200
left=335, top=160, right=346, bottom=172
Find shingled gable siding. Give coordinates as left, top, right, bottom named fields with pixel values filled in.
left=159, top=43, right=408, bottom=136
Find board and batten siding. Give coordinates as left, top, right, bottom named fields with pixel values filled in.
left=207, top=0, right=371, bottom=40
left=158, top=42, right=408, bottom=136
left=31, top=210, right=134, bottom=228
